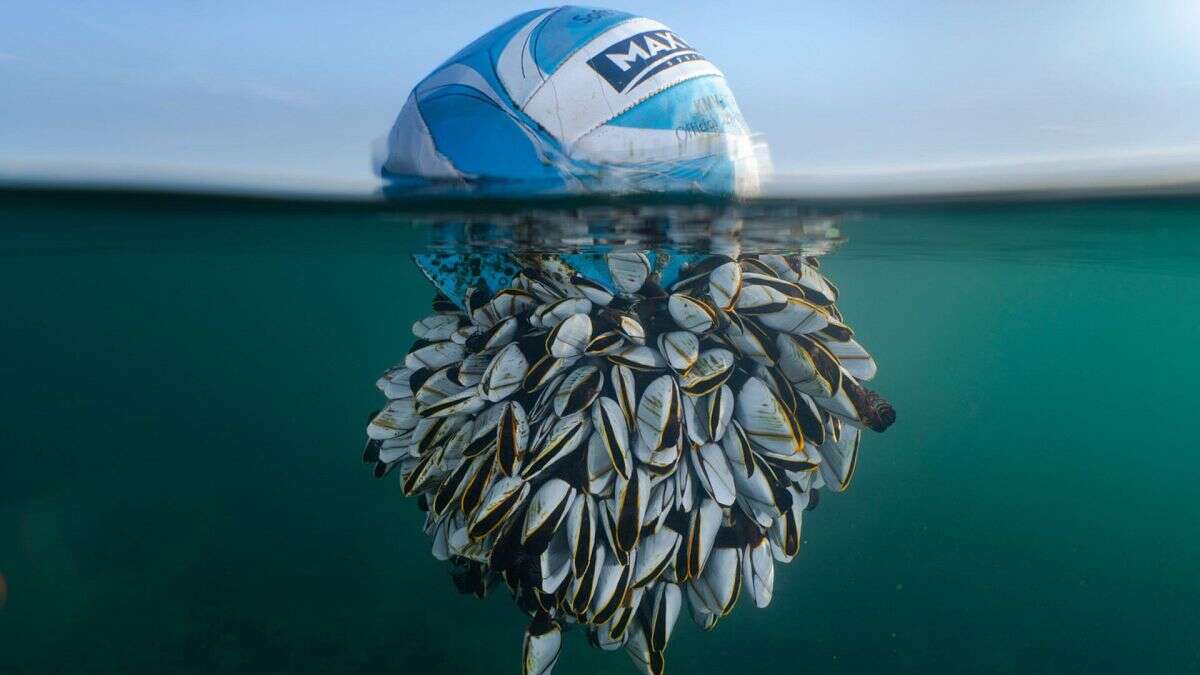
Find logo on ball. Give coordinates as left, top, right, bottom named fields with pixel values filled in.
left=587, top=30, right=706, bottom=93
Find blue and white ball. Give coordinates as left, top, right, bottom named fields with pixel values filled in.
left=380, top=6, right=764, bottom=195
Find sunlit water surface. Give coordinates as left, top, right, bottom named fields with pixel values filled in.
left=1, top=189, right=1198, bottom=674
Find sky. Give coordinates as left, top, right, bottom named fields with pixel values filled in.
left=1, top=1, right=1198, bottom=194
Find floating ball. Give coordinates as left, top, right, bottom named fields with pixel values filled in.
left=380, top=7, right=764, bottom=194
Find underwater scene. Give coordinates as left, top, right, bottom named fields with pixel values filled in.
left=1, top=189, right=1198, bottom=674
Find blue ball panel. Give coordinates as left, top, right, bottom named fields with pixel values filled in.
left=531, top=6, right=637, bottom=76
left=418, top=86, right=559, bottom=180
left=605, top=76, right=746, bottom=133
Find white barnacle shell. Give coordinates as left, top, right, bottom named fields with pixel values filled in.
left=607, top=251, right=651, bottom=295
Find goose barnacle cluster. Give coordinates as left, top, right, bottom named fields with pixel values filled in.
left=364, top=251, right=895, bottom=675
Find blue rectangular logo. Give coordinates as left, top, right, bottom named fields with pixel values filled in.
left=587, top=30, right=706, bottom=93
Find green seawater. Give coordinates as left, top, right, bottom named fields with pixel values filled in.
left=2, top=189, right=1199, bottom=674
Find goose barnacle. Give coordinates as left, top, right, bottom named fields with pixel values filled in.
left=657, top=331, right=700, bottom=373
left=523, top=614, right=562, bottom=675
left=547, top=313, right=592, bottom=359
left=365, top=249, right=895, bottom=674
left=496, top=401, right=529, bottom=477
left=667, top=293, right=718, bottom=334
left=413, top=313, right=461, bottom=341
left=592, top=396, right=632, bottom=480
left=553, top=365, right=602, bottom=417
left=607, top=251, right=652, bottom=295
